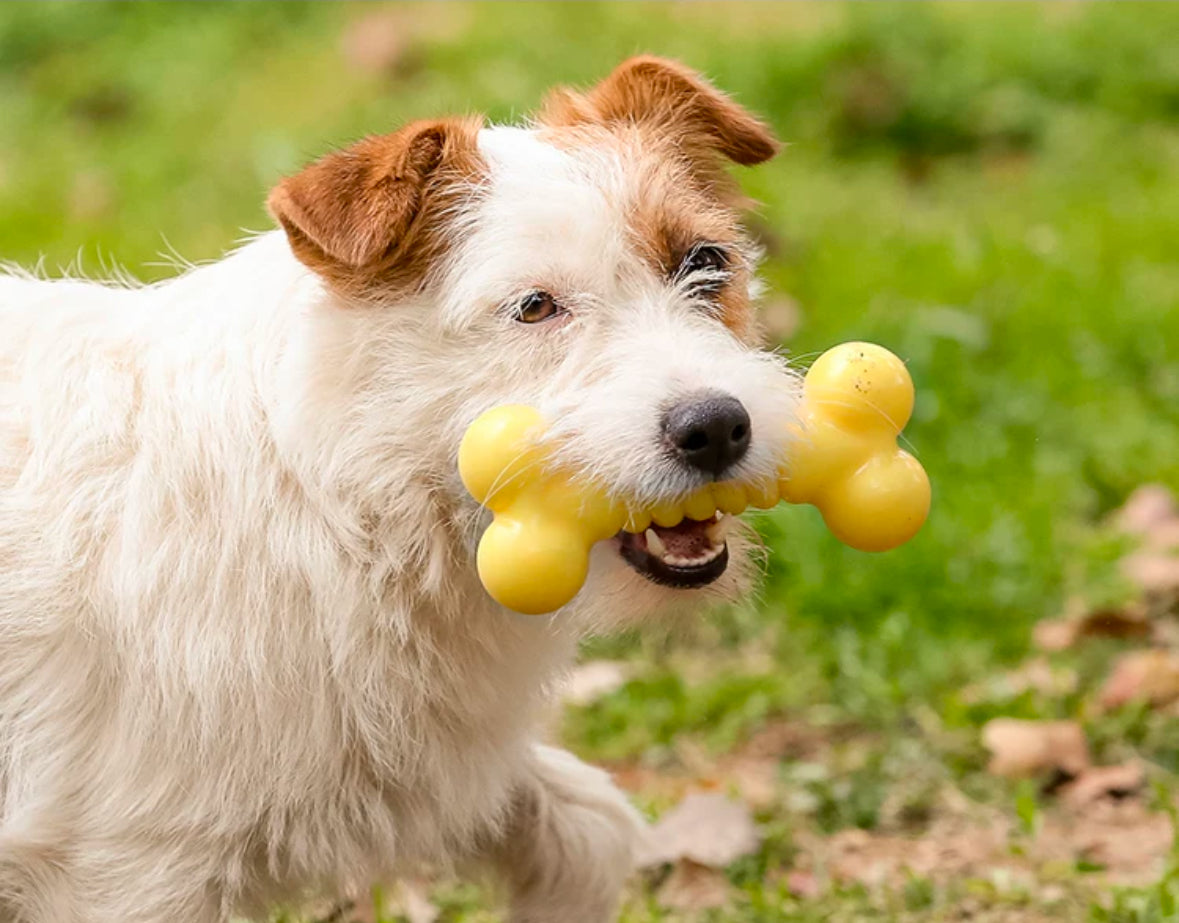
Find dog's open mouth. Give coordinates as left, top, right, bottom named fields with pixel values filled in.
left=616, top=514, right=730, bottom=588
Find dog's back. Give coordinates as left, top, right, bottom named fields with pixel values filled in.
left=0, top=245, right=571, bottom=920
left=0, top=256, right=324, bottom=918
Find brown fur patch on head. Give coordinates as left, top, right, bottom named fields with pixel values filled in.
left=540, top=56, right=780, bottom=171
left=538, top=58, right=777, bottom=341
left=268, top=116, right=484, bottom=299
left=624, top=159, right=760, bottom=341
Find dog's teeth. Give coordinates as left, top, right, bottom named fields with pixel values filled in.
left=705, top=515, right=732, bottom=545
left=645, top=528, right=668, bottom=559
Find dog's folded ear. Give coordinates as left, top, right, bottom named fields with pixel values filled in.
left=268, top=117, right=480, bottom=285
left=542, top=56, right=780, bottom=167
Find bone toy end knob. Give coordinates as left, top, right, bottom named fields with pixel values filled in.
left=458, top=405, right=624, bottom=614
left=782, top=342, right=931, bottom=552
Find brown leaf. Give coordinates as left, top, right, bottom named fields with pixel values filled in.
left=1060, top=763, right=1145, bottom=807
left=638, top=792, right=761, bottom=869
left=1148, top=521, right=1179, bottom=551
left=759, top=296, right=802, bottom=343
left=655, top=859, right=732, bottom=911
left=1076, top=605, right=1153, bottom=641
left=785, top=868, right=823, bottom=899
left=561, top=660, right=628, bottom=706
left=1034, top=604, right=1151, bottom=653
left=1115, top=485, right=1178, bottom=538
left=1033, top=617, right=1081, bottom=652
left=1032, top=799, right=1175, bottom=886
left=724, top=757, right=779, bottom=810
left=1122, top=551, right=1179, bottom=596
left=981, top=719, right=1090, bottom=779
left=340, top=10, right=416, bottom=77
left=821, top=821, right=1012, bottom=888
left=1099, top=649, right=1179, bottom=710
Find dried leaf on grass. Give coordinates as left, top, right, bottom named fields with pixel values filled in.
left=561, top=660, right=629, bottom=706
left=981, top=719, right=1090, bottom=779
left=1032, top=799, right=1176, bottom=886
left=655, top=859, right=732, bottom=911
left=820, top=821, right=1012, bottom=888
left=340, top=11, right=415, bottom=76
left=1122, top=550, right=1179, bottom=596
left=1060, top=763, right=1145, bottom=807
left=759, top=296, right=802, bottom=343
left=722, top=757, right=780, bottom=810
left=785, top=868, right=824, bottom=899
left=1098, top=649, right=1179, bottom=710
left=638, top=792, right=761, bottom=869
left=1113, top=485, right=1179, bottom=596
left=1033, top=604, right=1151, bottom=653
left=1115, top=484, right=1178, bottom=540
left=1033, top=617, right=1083, bottom=652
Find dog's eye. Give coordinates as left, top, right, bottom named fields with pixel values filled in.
left=676, top=244, right=732, bottom=295
left=514, top=291, right=563, bottom=324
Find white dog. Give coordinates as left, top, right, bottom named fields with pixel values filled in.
left=0, top=58, right=799, bottom=922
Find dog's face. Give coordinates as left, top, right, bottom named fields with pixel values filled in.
left=269, top=58, right=801, bottom=619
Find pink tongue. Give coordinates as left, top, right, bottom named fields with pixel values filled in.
left=654, top=520, right=714, bottom=558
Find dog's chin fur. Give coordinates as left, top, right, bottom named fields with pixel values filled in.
left=0, top=58, right=795, bottom=922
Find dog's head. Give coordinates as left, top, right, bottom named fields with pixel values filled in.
left=268, top=57, right=801, bottom=621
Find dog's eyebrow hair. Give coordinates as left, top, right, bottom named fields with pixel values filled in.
left=671, top=241, right=732, bottom=272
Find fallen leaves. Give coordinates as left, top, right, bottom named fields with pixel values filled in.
left=759, top=296, right=802, bottom=343
left=639, top=792, right=761, bottom=869
left=809, top=797, right=1178, bottom=893
left=1060, top=762, right=1145, bottom=807
left=339, top=10, right=416, bottom=77
left=639, top=792, right=761, bottom=911
left=1116, top=484, right=1179, bottom=598
left=817, top=819, right=1012, bottom=889
left=1025, top=484, right=1179, bottom=726
left=1033, top=605, right=1152, bottom=652
left=654, top=860, right=731, bottom=911
left=1122, top=551, right=1179, bottom=597
left=785, top=868, right=823, bottom=899
left=1115, top=484, right=1179, bottom=540
left=981, top=719, right=1090, bottom=779
left=1098, top=649, right=1179, bottom=710
left=1033, top=798, right=1176, bottom=886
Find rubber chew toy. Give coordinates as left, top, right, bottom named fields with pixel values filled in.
left=459, top=342, right=930, bottom=614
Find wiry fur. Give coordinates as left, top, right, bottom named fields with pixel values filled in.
left=0, top=58, right=796, bottom=922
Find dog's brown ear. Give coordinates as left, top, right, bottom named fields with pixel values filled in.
left=542, top=56, right=780, bottom=166
left=268, top=117, right=480, bottom=283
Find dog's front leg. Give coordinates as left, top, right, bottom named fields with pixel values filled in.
left=489, top=744, right=646, bottom=923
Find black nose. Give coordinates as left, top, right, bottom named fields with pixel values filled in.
left=662, top=391, right=752, bottom=479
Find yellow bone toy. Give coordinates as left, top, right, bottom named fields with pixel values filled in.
left=459, top=342, right=931, bottom=615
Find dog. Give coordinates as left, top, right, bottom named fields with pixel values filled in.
left=0, top=57, right=799, bottom=922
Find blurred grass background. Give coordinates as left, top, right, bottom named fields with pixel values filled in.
left=3, top=3, right=1179, bottom=920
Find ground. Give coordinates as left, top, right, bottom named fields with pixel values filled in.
left=2, top=3, right=1179, bottom=921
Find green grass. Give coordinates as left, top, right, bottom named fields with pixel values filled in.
left=3, top=3, right=1179, bottom=920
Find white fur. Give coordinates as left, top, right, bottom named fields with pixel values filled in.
left=0, top=123, right=798, bottom=922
